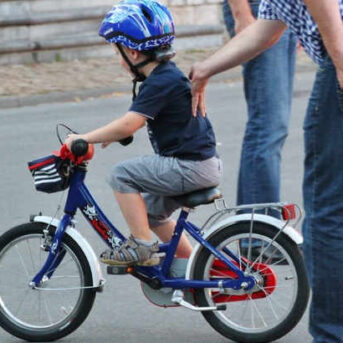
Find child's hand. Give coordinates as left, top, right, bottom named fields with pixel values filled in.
left=101, top=142, right=111, bottom=149
left=65, top=134, right=85, bottom=150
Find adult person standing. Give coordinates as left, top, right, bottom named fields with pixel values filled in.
left=223, top=0, right=297, bottom=215
left=190, top=1, right=343, bottom=342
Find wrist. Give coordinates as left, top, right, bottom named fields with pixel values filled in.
left=199, top=61, right=214, bottom=80
left=81, top=133, right=92, bottom=143
left=191, top=61, right=210, bottom=82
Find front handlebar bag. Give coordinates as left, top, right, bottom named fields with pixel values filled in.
left=28, top=155, right=71, bottom=193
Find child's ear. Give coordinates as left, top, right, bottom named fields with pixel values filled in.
left=130, top=49, right=140, bottom=61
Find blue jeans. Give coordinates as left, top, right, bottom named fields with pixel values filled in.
left=302, top=55, right=343, bottom=343
left=222, top=1, right=297, bottom=211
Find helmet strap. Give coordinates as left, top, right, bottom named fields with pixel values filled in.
left=116, top=44, right=155, bottom=100
left=132, top=78, right=139, bottom=100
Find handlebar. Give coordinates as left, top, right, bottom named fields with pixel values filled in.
left=59, top=139, right=94, bottom=165
left=71, top=139, right=89, bottom=157
left=71, top=136, right=133, bottom=154
left=63, top=136, right=133, bottom=165
left=119, top=136, right=134, bottom=146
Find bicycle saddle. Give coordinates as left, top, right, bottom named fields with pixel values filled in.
left=172, top=187, right=222, bottom=208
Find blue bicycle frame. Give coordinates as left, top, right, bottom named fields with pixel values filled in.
left=32, top=166, right=256, bottom=291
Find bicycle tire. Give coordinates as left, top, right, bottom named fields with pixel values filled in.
left=193, top=221, right=309, bottom=343
left=0, top=222, right=96, bottom=342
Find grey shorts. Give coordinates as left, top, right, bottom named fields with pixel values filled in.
left=107, top=155, right=223, bottom=227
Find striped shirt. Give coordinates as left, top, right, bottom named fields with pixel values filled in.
left=259, top=0, right=343, bottom=65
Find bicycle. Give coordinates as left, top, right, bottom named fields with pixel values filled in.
left=0, top=129, right=309, bottom=343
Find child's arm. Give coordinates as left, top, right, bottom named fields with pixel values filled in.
left=65, top=111, right=146, bottom=149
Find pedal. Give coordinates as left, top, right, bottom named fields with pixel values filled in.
left=107, top=265, right=128, bottom=275
left=172, top=290, right=227, bottom=312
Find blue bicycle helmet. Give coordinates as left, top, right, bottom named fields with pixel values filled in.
left=99, top=0, right=176, bottom=99
left=99, top=0, right=175, bottom=51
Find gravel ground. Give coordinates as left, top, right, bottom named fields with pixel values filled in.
left=0, top=49, right=220, bottom=97
left=0, top=47, right=315, bottom=99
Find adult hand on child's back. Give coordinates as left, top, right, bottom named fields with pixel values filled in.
left=189, top=62, right=209, bottom=117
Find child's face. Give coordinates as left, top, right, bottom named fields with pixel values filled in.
left=113, top=45, right=139, bottom=75
left=113, top=45, right=129, bottom=71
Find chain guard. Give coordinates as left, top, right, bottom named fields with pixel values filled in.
left=210, top=258, right=277, bottom=303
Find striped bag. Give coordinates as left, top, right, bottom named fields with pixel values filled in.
left=28, top=155, right=70, bottom=193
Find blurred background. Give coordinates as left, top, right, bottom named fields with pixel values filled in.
left=0, top=0, right=224, bottom=65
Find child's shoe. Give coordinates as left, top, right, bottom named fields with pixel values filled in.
left=100, top=235, right=160, bottom=266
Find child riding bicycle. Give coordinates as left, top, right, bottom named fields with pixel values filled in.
left=65, top=0, right=222, bottom=266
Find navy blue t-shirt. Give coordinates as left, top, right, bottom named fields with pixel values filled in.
left=129, top=61, right=217, bottom=161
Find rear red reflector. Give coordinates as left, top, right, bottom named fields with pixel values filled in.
left=282, top=204, right=296, bottom=220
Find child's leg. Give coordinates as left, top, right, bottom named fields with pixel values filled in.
left=150, top=219, right=193, bottom=258
left=114, top=191, right=152, bottom=241
left=108, top=156, right=185, bottom=245
left=100, top=187, right=160, bottom=266
left=115, top=191, right=192, bottom=257
left=103, top=155, right=222, bottom=265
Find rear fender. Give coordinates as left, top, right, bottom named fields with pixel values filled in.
left=185, top=213, right=303, bottom=280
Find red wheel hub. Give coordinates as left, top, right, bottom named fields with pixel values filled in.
left=209, top=258, right=277, bottom=303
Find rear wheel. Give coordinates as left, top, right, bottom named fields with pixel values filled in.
left=193, top=222, right=309, bottom=343
left=0, top=222, right=96, bottom=341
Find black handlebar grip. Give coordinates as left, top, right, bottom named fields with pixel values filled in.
left=71, top=139, right=89, bottom=157
left=119, top=136, right=134, bottom=146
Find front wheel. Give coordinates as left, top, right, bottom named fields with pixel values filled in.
left=0, top=222, right=96, bottom=342
left=193, top=222, right=309, bottom=343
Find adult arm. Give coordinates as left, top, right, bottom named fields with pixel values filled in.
left=227, top=0, right=255, bottom=33
left=303, top=0, right=343, bottom=88
left=65, top=112, right=146, bottom=149
left=190, top=19, right=287, bottom=116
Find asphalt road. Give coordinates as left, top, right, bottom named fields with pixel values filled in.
left=0, top=73, right=315, bottom=343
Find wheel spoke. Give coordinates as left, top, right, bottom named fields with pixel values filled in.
left=258, top=285, right=290, bottom=312
left=46, top=256, right=73, bottom=276
left=14, top=288, right=30, bottom=316
left=50, top=275, right=80, bottom=279
left=248, top=294, right=268, bottom=328
left=15, top=245, right=30, bottom=278
left=263, top=284, right=294, bottom=291
left=249, top=296, right=255, bottom=328
left=26, top=239, right=36, bottom=272
left=236, top=241, right=243, bottom=270
left=255, top=285, right=280, bottom=320
left=38, top=291, right=43, bottom=323
left=237, top=297, right=250, bottom=322
left=42, top=293, right=53, bottom=325
left=255, top=261, right=293, bottom=275
left=39, top=236, right=44, bottom=268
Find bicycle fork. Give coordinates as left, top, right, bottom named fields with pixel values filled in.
left=30, top=214, right=71, bottom=288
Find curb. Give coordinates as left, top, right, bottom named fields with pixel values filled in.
left=0, top=64, right=317, bottom=110
left=0, top=86, right=131, bottom=110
